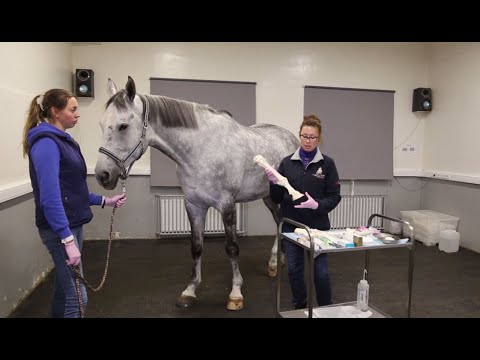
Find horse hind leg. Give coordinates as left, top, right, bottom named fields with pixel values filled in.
left=176, top=199, right=207, bottom=309
left=222, top=203, right=244, bottom=311
left=262, top=196, right=285, bottom=278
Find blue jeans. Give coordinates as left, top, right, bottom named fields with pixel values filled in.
left=283, top=238, right=332, bottom=308
left=38, top=226, right=87, bottom=318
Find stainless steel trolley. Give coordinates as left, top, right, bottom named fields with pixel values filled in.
left=276, top=214, right=415, bottom=318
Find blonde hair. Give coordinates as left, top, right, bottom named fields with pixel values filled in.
left=22, top=89, right=75, bottom=157
left=300, top=114, right=322, bottom=143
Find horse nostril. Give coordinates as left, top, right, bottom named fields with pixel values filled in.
left=101, top=171, right=110, bottom=183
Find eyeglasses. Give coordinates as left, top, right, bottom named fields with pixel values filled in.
left=300, top=134, right=318, bottom=141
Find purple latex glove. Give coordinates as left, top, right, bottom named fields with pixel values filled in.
left=265, top=168, right=278, bottom=184
left=105, top=194, right=127, bottom=208
left=294, top=192, right=318, bottom=210
left=65, top=241, right=81, bottom=266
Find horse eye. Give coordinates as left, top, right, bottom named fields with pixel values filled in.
left=118, top=123, right=129, bottom=131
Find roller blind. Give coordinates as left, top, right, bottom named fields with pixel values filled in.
left=304, top=86, right=395, bottom=180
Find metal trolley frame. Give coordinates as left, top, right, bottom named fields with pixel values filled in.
left=276, top=214, right=415, bottom=318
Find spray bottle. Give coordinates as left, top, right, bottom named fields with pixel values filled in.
left=356, top=269, right=369, bottom=311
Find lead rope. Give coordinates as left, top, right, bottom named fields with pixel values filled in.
left=72, top=179, right=127, bottom=318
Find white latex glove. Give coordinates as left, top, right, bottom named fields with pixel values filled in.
left=265, top=168, right=278, bottom=184
left=294, top=192, right=318, bottom=210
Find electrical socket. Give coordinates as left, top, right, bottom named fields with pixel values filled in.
left=114, top=231, right=121, bottom=239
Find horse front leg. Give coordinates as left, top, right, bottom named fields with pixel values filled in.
left=222, top=204, right=244, bottom=311
left=176, top=199, right=207, bottom=308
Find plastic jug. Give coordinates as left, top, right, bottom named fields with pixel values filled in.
left=439, top=230, right=460, bottom=253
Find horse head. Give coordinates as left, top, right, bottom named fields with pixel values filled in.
left=95, top=76, right=149, bottom=190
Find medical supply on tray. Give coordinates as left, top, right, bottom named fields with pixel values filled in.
left=293, top=227, right=395, bottom=249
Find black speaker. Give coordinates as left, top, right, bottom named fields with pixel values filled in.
left=75, top=69, right=94, bottom=98
left=412, top=87, right=432, bottom=112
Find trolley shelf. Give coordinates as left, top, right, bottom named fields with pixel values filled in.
left=279, top=301, right=391, bottom=318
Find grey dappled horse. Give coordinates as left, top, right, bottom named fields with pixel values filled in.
left=94, top=76, right=299, bottom=310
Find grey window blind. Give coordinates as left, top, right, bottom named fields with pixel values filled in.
left=304, top=86, right=395, bottom=180
left=150, top=78, right=256, bottom=186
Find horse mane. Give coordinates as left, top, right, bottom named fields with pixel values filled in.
left=108, top=90, right=223, bottom=129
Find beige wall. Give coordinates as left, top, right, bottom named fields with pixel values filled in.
left=70, top=42, right=428, bottom=175
left=69, top=42, right=430, bottom=238
left=2, top=42, right=73, bottom=189
left=0, top=42, right=72, bottom=317
left=424, top=43, right=480, bottom=178
left=4, top=42, right=480, bottom=316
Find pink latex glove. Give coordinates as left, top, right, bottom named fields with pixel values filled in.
left=294, top=192, right=318, bottom=210
left=265, top=168, right=278, bottom=184
left=105, top=194, right=126, bottom=208
left=65, top=241, right=81, bottom=266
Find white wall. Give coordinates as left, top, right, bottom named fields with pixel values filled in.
left=1, top=42, right=73, bottom=190
left=0, top=42, right=72, bottom=317
left=424, top=43, right=480, bottom=179
left=3, top=42, right=480, bottom=316
left=68, top=42, right=430, bottom=237
left=71, top=42, right=428, bottom=176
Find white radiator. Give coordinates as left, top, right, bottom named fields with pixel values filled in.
left=155, top=195, right=247, bottom=237
left=329, top=195, right=385, bottom=229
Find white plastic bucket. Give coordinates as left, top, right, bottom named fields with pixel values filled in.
left=439, top=230, right=460, bottom=253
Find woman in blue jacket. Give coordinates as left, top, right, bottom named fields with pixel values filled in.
left=265, top=114, right=341, bottom=309
left=22, top=89, right=126, bottom=318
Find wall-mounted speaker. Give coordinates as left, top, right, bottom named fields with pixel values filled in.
left=412, top=87, right=432, bottom=112
left=74, top=69, right=94, bottom=98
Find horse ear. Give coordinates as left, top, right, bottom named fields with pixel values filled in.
left=125, top=76, right=136, bottom=102
left=107, top=78, right=118, bottom=98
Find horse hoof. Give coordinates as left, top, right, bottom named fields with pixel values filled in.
left=267, top=266, right=277, bottom=278
left=226, top=297, right=244, bottom=311
left=176, top=295, right=196, bottom=308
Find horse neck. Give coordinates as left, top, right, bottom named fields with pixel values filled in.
left=147, top=98, right=202, bottom=166
left=149, top=127, right=193, bottom=165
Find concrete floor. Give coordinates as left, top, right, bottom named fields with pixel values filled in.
left=9, top=236, right=480, bottom=318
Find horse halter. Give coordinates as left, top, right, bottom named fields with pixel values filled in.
left=98, top=96, right=150, bottom=180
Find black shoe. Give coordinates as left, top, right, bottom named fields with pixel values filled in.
left=294, top=302, right=307, bottom=310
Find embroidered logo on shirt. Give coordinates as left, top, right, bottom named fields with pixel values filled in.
left=313, top=167, right=325, bottom=179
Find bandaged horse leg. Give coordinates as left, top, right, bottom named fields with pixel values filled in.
left=254, top=155, right=304, bottom=201
left=222, top=203, right=244, bottom=310
left=262, top=196, right=285, bottom=277
left=176, top=199, right=207, bottom=308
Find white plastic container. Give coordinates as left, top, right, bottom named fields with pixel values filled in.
left=439, top=230, right=460, bottom=253
left=400, top=210, right=459, bottom=246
